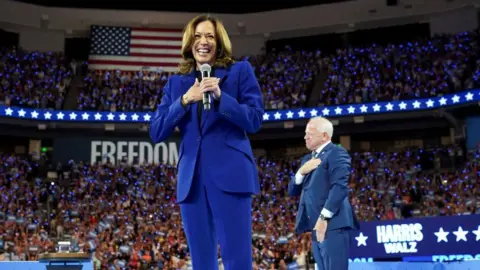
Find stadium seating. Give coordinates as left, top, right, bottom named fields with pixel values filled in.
left=77, top=70, right=172, bottom=112
left=76, top=47, right=317, bottom=112
left=2, top=31, right=479, bottom=113
left=72, top=31, right=480, bottom=112
left=0, top=28, right=479, bottom=270
left=318, top=31, right=480, bottom=105
left=0, top=144, right=476, bottom=269
left=0, top=48, right=73, bottom=109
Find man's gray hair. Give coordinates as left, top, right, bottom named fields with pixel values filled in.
left=309, top=116, right=334, bottom=137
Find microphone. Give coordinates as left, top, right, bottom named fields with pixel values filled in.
left=200, top=63, right=212, bottom=110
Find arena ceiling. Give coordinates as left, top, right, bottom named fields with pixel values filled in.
left=15, top=0, right=350, bottom=14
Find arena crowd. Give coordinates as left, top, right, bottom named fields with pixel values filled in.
left=0, top=48, right=73, bottom=109
left=0, top=144, right=477, bottom=269
left=74, top=30, right=480, bottom=112
left=0, top=26, right=479, bottom=270
left=1, top=31, right=479, bottom=112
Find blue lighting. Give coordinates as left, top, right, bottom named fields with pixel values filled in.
left=0, top=90, right=478, bottom=123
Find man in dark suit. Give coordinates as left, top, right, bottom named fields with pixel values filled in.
left=288, top=117, right=359, bottom=270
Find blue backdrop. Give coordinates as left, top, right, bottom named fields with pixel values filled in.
left=466, top=116, right=480, bottom=150
left=349, top=214, right=480, bottom=262
left=0, top=261, right=93, bottom=270
left=3, top=260, right=480, bottom=270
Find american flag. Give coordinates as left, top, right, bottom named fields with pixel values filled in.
left=88, top=25, right=182, bottom=72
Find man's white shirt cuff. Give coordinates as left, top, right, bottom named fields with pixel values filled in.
left=321, top=208, right=333, bottom=218
left=295, top=171, right=304, bottom=185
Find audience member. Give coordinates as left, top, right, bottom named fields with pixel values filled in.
left=0, top=48, right=72, bottom=109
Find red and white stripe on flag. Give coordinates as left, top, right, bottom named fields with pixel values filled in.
left=88, top=26, right=183, bottom=72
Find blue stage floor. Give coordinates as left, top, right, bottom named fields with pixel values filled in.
left=348, top=261, right=480, bottom=270
left=1, top=260, right=479, bottom=270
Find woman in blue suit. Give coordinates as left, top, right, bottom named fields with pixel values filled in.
left=149, top=15, right=264, bottom=270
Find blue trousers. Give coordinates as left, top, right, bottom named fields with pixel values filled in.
left=179, top=162, right=253, bottom=270
left=312, top=228, right=352, bottom=270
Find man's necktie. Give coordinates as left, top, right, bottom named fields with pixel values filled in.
left=311, top=151, right=317, bottom=159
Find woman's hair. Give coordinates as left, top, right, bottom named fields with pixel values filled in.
left=178, top=15, right=234, bottom=74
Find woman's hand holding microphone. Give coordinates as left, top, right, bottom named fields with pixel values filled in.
left=182, top=78, right=221, bottom=106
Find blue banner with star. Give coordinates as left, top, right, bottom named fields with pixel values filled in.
left=0, top=90, right=478, bottom=123
left=349, top=214, right=480, bottom=261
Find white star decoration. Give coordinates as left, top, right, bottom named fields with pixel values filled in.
left=335, top=107, right=342, bottom=115
left=452, top=95, right=460, bottom=103
left=452, top=226, right=469, bottom=242
left=355, top=232, right=368, bottom=247
left=0, top=90, right=477, bottom=122
left=434, top=227, right=449, bottom=243
left=472, top=225, right=480, bottom=241
left=0, top=109, right=156, bottom=123
left=412, top=101, right=421, bottom=108
left=439, top=97, right=447, bottom=105
left=360, top=105, right=368, bottom=113
left=434, top=226, right=479, bottom=243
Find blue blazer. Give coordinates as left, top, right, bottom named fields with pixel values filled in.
left=288, top=143, right=360, bottom=234
left=149, top=61, right=264, bottom=203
